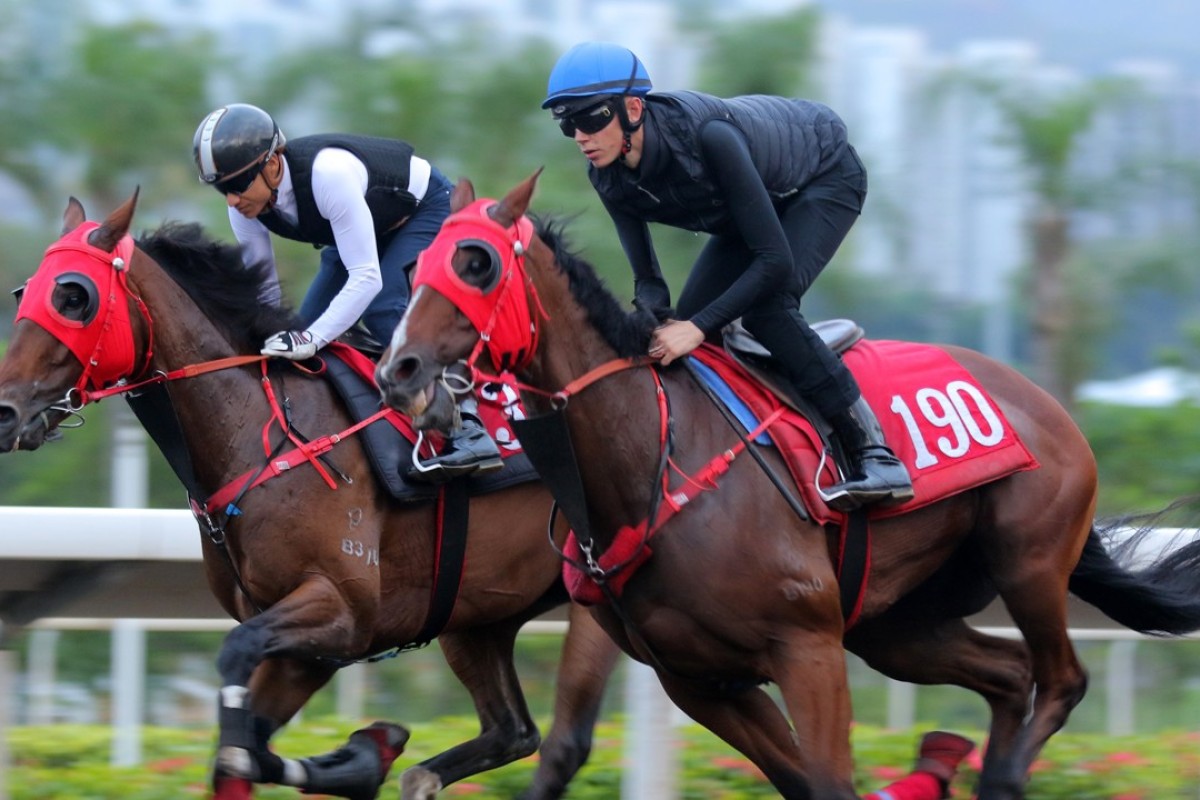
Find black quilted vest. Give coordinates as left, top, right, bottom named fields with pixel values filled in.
left=258, top=134, right=419, bottom=247
left=590, top=91, right=849, bottom=233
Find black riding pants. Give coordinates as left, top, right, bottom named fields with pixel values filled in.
left=676, top=147, right=867, bottom=419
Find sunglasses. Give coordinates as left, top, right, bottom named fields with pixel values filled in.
left=211, top=160, right=265, bottom=196
left=558, top=100, right=618, bottom=138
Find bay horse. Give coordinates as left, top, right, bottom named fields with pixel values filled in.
left=0, top=191, right=621, bottom=800
left=376, top=171, right=1200, bottom=800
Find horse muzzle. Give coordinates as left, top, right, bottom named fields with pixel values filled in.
left=376, top=353, right=438, bottom=419
left=0, top=401, right=54, bottom=452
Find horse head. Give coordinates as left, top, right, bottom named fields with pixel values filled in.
left=0, top=190, right=150, bottom=451
left=377, top=170, right=541, bottom=420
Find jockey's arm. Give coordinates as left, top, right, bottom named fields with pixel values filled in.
left=304, top=148, right=384, bottom=348
left=228, top=207, right=282, bottom=305
left=686, top=120, right=792, bottom=336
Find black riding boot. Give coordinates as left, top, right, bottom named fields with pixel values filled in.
left=824, top=397, right=914, bottom=511
left=407, top=396, right=503, bottom=483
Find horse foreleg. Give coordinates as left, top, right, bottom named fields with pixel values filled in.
left=522, top=605, right=622, bottom=800
left=399, top=619, right=539, bottom=800
left=213, top=578, right=384, bottom=799
left=655, top=671, right=838, bottom=800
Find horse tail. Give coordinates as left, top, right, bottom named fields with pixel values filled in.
left=1068, top=508, right=1200, bottom=636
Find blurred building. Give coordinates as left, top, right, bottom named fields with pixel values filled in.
left=7, top=0, right=1199, bottom=344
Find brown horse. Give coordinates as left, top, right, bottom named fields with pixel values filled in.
left=0, top=192, right=622, bottom=800
left=376, top=172, right=1200, bottom=800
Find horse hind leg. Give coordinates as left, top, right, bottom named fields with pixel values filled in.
left=522, top=604, right=623, bottom=800
left=399, top=619, right=542, bottom=800
left=985, top=575, right=1088, bottom=798
left=848, top=616, right=1034, bottom=800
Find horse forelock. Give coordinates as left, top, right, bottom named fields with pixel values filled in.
left=136, top=222, right=298, bottom=353
left=531, top=214, right=655, bottom=358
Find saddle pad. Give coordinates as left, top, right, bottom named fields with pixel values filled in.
left=322, top=343, right=538, bottom=503
left=689, top=339, right=1039, bottom=525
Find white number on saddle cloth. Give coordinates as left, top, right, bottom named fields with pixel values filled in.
left=891, top=380, right=1005, bottom=469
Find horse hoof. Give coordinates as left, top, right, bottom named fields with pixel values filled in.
left=301, top=721, right=411, bottom=800
left=353, top=721, right=411, bottom=775
left=400, top=765, right=443, bottom=800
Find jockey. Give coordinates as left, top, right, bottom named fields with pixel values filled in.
left=542, top=42, right=913, bottom=511
left=192, top=103, right=501, bottom=482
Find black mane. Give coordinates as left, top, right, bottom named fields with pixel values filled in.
left=136, top=222, right=298, bottom=352
left=530, top=214, right=655, bottom=358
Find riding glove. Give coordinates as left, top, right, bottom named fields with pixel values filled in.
left=261, top=329, right=318, bottom=360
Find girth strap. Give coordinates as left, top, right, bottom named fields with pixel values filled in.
left=409, top=480, right=470, bottom=648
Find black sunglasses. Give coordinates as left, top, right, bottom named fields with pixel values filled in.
left=212, top=160, right=266, bottom=196
left=558, top=100, right=618, bottom=138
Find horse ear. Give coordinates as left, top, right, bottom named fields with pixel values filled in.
left=491, top=167, right=543, bottom=227
left=62, top=197, right=87, bottom=235
left=450, top=178, right=476, bottom=213
left=89, top=187, right=140, bottom=252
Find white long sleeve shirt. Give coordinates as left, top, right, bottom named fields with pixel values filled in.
left=229, top=147, right=432, bottom=348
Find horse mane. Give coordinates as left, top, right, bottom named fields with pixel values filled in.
left=531, top=214, right=656, bottom=358
left=136, top=222, right=299, bottom=352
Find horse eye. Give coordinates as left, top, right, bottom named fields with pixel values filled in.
left=465, top=252, right=491, bottom=277
left=53, top=281, right=98, bottom=323
left=454, top=242, right=502, bottom=293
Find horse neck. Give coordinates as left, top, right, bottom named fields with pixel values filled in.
left=521, top=271, right=665, bottom=537
left=128, top=255, right=273, bottom=486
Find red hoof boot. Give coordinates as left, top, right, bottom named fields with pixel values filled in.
left=212, top=775, right=253, bottom=800
left=915, top=731, right=975, bottom=796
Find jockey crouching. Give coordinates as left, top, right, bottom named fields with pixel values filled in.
left=192, top=103, right=501, bottom=481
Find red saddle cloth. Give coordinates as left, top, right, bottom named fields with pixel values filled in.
left=563, top=339, right=1040, bottom=605
left=693, top=339, right=1040, bottom=525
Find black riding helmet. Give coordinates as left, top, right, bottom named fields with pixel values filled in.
left=192, top=103, right=286, bottom=193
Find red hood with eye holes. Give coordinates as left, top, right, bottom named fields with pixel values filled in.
left=15, top=221, right=138, bottom=390
left=411, top=198, right=538, bottom=372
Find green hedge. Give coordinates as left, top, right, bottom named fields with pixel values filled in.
left=7, top=718, right=1199, bottom=798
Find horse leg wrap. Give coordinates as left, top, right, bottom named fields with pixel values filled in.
left=214, top=695, right=287, bottom=785
left=211, top=775, right=253, bottom=800
left=299, top=721, right=411, bottom=800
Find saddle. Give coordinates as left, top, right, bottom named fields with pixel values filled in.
left=720, top=317, right=865, bottom=454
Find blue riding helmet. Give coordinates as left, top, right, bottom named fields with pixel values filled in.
left=542, top=42, right=652, bottom=117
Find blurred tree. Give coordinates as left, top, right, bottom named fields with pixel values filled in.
left=953, top=75, right=1133, bottom=409
left=696, top=7, right=821, bottom=98
left=36, top=21, right=217, bottom=213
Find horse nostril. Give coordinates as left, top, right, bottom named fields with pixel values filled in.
left=393, top=355, right=421, bottom=383
left=0, top=403, right=17, bottom=430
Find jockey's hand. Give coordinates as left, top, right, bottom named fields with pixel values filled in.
left=649, top=320, right=704, bottom=366
left=261, top=329, right=318, bottom=360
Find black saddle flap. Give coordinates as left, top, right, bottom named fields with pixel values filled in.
left=322, top=351, right=538, bottom=503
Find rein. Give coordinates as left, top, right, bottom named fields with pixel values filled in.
left=84, top=354, right=269, bottom=403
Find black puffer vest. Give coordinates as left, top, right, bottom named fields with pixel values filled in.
left=258, top=134, right=419, bottom=247
left=590, top=91, right=849, bottom=233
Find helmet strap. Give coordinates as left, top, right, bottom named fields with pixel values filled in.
left=617, top=98, right=642, bottom=164
left=263, top=154, right=282, bottom=210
